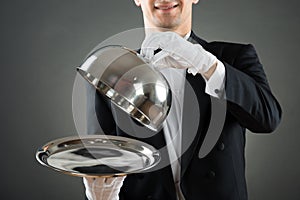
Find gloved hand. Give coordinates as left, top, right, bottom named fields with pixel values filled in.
left=83, top=176, right=126, bottom=200
left=140, top=31, right=217, bottom=75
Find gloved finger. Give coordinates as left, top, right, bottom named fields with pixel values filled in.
left=141, top=36, right=158, bottom=59
left=103, top=176, right=126, bottom=187
left=141, top=33, right=169, bottom=60
left=83, top=176, right=127, bottom=200
left=152, top=49, right=191, bottom=70
left=83, top=176, right=123, bottom=188
left=142, top=32, right=163, bottom=48
left=153, top=58, right=170, bottom=69
left=152, top=50, right=171, bottom=65
left=167, top=57, right=189, bottom=69
left=160, top=56, right=190, bottom=70
left=103, top=177, right=116, bottom=186
left=83, top=177, right=93, bottom=188
left=137, top=53, right=150, bottom=63
left=83, top=177, right=104, bottom=189
left=141, top=47, right=156, bottom=61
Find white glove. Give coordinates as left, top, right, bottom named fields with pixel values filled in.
left=83, top=176, right=126, bottom=200
left=140, top=31, right=217, bottom=75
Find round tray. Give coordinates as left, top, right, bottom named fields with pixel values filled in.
left=36, top=135, right=160, bottom=177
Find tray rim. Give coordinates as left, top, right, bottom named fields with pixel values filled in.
left=36, top=135, right=161, bottom=177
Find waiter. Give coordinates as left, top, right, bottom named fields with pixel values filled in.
left=83, top=0, right=282, bottom=199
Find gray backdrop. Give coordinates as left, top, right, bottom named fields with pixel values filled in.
left=1, top=0, right=299, bottom=199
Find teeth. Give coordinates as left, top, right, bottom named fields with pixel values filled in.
left=155, top=4, right=177, bottom=10
left=161, top=6, right=172, bottom=10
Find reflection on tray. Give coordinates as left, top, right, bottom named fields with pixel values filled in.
left=36, top=135, right=161, bottom=177
left=72, top=148, right=123, bottom=159
left=73, top=165, right=128, bottom=175
left=47, top=147, right=148, bottom=175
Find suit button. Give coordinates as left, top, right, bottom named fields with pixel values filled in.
left=214, top=89, right=220, bottom=94
left=217, top=142, right=225, bottom=151
left=147, top=195, right=152, bottom=199
left=206, top=170, right=216, bottom=179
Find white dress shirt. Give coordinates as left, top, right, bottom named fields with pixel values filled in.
left=160, top=31, right=226, bottom=199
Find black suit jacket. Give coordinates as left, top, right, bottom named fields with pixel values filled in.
left=86, top=31, right=282, bottom=200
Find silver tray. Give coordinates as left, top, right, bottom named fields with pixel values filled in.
left=36, top=135, right=160, bottom=177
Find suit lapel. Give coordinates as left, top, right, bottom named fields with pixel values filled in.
left=180, top=73, right=212, bottom=178
left=180, top=32, right=212, bottom=177
left=188, top=31, right=207, bottom=48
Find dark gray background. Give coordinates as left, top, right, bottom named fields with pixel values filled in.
left=1, top=0, right=299, bottom=199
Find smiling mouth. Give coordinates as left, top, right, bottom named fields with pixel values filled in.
left=154, top=4, right=179, bottom=10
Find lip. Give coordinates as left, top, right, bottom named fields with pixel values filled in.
left=154, top=2, right=179, bottom=11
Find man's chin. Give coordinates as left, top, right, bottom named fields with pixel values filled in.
left=154, top=20, right=180, bottom=30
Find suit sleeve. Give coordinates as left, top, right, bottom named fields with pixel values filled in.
left=223, top=44, right=282, bottom=133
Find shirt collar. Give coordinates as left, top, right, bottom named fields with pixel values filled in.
left=183, top=31, right=191, bottom=40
